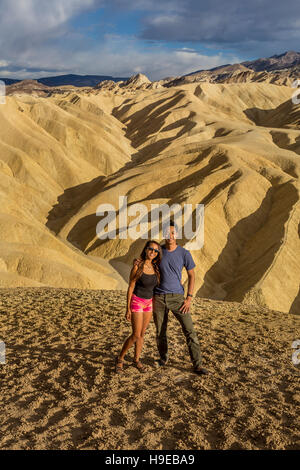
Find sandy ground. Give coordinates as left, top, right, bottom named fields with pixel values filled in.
left=0, top=287, right=299, bottom=450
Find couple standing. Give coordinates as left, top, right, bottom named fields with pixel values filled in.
left=115, top=220, right=208, bottom=376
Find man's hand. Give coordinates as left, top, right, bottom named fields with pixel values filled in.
left=125, top=309, right=132, bottom=321
left=179, top=297, right=192, bottom=314
left=133, top=257, right=142, bottom=266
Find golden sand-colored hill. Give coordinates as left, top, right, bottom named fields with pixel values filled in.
left=0, top=91, right=133, bottom=290
left=0, top=78, right=299, bottom=313
left=0, top=288, right=299, bottom=450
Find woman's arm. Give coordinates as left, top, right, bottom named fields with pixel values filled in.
left=126, top=265, right=138, bottom=319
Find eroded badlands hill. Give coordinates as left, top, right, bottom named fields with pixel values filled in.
left=0, top=80, right=299, bottom=313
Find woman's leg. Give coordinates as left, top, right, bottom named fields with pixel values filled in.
left=134, top=310, right=152, bottom=362
left=118, top=312, right=143, bottom=361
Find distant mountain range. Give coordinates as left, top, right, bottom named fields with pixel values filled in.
left=184, top=50, right=300, bottom=77
left=241, top=50, right=300, bottom=72
left=0, top=74, right=129, bottom=87
left=168, top=50, right=300, bottom=87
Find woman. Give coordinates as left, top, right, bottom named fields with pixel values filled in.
left=115, top=240, right=162, bottom=373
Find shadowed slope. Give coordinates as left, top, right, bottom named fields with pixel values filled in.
left=54, top=84, right=300, bottom=313
left=0, top=82, right=299, bottom=312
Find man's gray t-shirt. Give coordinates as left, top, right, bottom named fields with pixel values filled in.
left=154, top=245, right=196, bottom=295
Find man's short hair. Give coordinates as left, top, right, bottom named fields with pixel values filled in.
left=169, top=219, right=178, bottom=232
left=162, top=218, right=178, bottom=237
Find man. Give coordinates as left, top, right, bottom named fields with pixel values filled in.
left=135, top=220, right=208, bottom=375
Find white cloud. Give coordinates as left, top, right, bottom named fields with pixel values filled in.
left=0, top=0, right=100, bottom=49
left=0, top=32, right=241, bottom=81
left=151, top=15, right=180, bottom=26
left=0, top=0, right=242, bottom=81
left=66, top=37, right=239, bottom=80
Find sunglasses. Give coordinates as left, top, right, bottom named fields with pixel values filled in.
left=147, top=247, right=159, bottom=253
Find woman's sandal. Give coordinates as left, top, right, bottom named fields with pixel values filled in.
left=133, top=360, right=146, bottom=372
left=115, top=356, right=124, bottom=374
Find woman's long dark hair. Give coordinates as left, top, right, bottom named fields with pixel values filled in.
left=132, top=240, right=162, bottom=284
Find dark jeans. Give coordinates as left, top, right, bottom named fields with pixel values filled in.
left=153, top=293, right=202, bottom=369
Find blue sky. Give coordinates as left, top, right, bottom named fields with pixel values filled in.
left=0, top=0, right=299, bottom=81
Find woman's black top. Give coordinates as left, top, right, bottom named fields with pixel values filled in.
left=133, top=272, right=158, bottom=299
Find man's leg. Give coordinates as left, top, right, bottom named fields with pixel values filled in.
left=167, top=294, right=202, bottom=369
left=153, top=295, right=169, bottom=363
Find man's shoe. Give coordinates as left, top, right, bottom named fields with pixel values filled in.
left=194, top=366, right=209, bottom=375
left=155, top=358, right=168, bottom=367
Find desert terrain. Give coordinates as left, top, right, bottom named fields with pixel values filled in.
left=0, top=287, right=299, bottom=450
left=0, top=75, right=299, bottom=313
left=0, top=65, right=299, bottom=450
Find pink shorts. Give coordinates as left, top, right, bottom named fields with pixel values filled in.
left=130, top=293, right=153, bottom=313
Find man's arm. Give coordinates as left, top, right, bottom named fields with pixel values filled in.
left=186, top=268, right=195, bottom=296
left=179, top=268, right=195, bottom=314
left=133, top=257, right=142, bottom=266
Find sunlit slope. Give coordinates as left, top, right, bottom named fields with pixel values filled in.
left=56, top=82, right=299, bottom=313
left=0, top=93, right=133, bottom=289
left=0, top=82, right=299, bottom=312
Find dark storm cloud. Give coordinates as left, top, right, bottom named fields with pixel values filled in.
left=137, top=0, right=300, bottom=53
